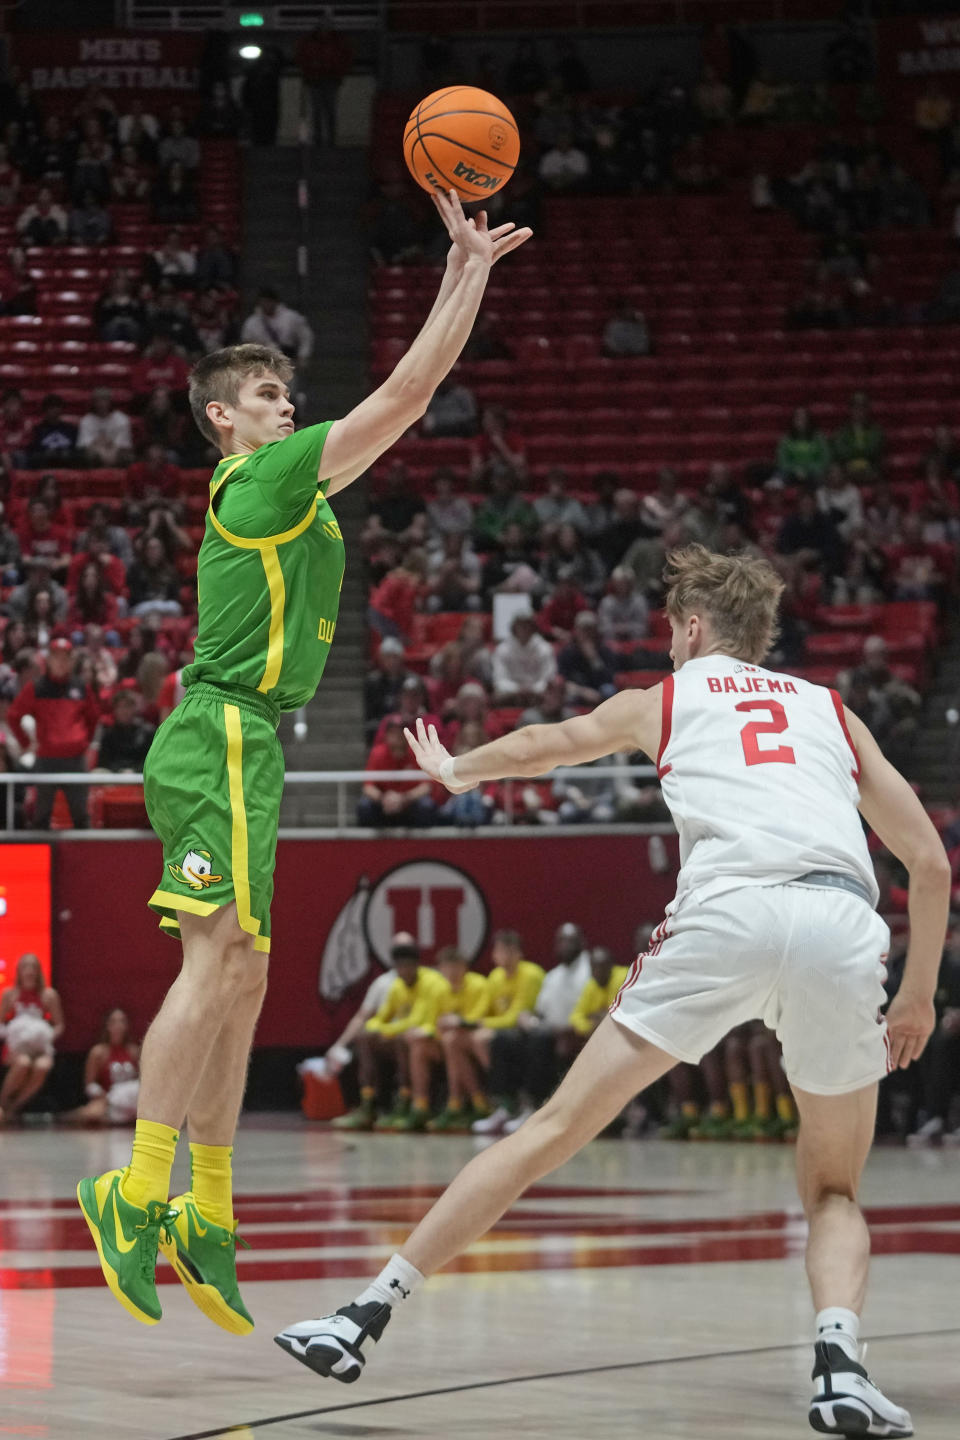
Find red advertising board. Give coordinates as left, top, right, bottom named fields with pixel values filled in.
left=51, top=834, right=679, bottom=1053
left=9, top=31, right=201, bottom=104
left=0, top=844, right=52, bottom=992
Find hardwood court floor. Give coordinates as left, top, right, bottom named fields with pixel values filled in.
left=1, top=1119, right=957, bottom=1439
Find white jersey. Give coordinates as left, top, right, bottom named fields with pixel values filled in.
left=360, top=968, right=397, bottom=1017
left=656, top=653, right=878, bottom=909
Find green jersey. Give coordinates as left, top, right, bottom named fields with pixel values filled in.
left=182, top=422, right=345, bottom=712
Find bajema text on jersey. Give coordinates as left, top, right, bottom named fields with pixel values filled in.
left=706, top=676, right=799, bottom=695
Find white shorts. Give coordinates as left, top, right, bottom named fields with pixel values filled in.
left=610, top=882, right=891, bottom=1095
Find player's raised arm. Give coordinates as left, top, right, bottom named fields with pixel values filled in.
left=406, top=687, right=662, bottom=792
left=319, top=190, right=531, bottom=495
left=846, top=705, right=951, bottom=1068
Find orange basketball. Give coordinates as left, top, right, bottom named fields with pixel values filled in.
left=403, top=86, right=520, bottom=201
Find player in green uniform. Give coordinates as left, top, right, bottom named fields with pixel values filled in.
left=77, top=189, right=531, bottom=1332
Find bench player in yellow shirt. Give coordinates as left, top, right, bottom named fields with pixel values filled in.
left=450, top=928, right=545, bottom=1133
left=568, top=947, right=629, bottom=1042
left=404, top=945, right=491, bottom=1133
left=76, top=190, right=531, bottom=1333
left=335, top=935, right=447, bottom=1132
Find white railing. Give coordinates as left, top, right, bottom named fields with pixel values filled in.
left=0, top=764, right=658, bottom=835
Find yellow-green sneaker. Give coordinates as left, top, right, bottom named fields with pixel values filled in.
left=77, top=1169, right=179, bottom=1326
left=159, top=1192, right=254, bottom=1336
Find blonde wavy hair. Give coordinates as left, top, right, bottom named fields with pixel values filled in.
left=663, top=544, right=784, bottom=664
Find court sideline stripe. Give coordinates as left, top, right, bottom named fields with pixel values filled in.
left=162, top=1325, right=960, bottom=1440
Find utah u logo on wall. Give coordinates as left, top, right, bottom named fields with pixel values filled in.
left=319, top=861, right=489, bottom=1001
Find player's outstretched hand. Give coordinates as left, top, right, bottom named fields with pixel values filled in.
left=885, top=990, right=936, bottom=1069
left=404, top=717, right=475, bottom=793
left=433, top=188, right=532, bottom=268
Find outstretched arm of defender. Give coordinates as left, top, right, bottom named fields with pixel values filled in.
left=406, top=687, right=662, bottom=791
left=320, top=191, right=532, bottom=494
left=847, top=705, right=950, bottom=1068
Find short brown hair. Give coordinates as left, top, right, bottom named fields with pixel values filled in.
left=663, top=543, right=784, bottom=664
left=436, top=945, right=468, bottom=968
left=188, top=344, right=293, bottom=444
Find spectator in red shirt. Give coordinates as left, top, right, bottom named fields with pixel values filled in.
left=32, top=473, right=70, bottom=526
left=127, top=442, right=182, bottom=504
left=296, top=21, right=352, bottom=146
left=0, top=387, right=31, bottom=467
left=469, top=406, right=527, bottom=485
left=357, top=718, right=436, bottom=827
left=368, top=548, right=427, bottom=642
left=17, top=499, right=70, bottom=580
left=111, top=145, right=151, bottom=201
left=139, top=385, right=188, bottom=462
left=538, top=576, right=591, bottom=644
left=428, top=641, right=472, bottom=716
left=94, top=268, right=146, bottom=344
left=157, top=661, right=188, bottom=722
left=131, top=337, right=190, bottom=399
left=126, top=534, right=183, bottom=618
left=73, top=500, right=133, bottom=569
left=444, top=681, right=505, bottom=747
left=68, top=561, right=122, bottom=635
left=7, top=638, right=100, bottom=828
left=373, top=675, right=442, bottom=744
left=66, top=544, right=126, bottom=596
left=192, top=287, right=235, bottom=354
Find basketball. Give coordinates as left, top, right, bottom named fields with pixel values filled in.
left=403, top=86, right=520, bottom=201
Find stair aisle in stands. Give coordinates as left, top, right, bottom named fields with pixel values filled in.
left=242, top=146, right=371, bottom=827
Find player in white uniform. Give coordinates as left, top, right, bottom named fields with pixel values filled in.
left=277, top=546, right=948, bottom=1439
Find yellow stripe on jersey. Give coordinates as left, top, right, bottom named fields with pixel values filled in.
left=224, top=704, right=271, bottom=953
left=208, top=493, right=318, bottom=551
left=257, top=547, right=285, bottom=695
left=216, top=455, right=250, bottom=487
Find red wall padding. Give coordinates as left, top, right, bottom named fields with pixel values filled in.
left=51, top=834, right=680, bottom=1053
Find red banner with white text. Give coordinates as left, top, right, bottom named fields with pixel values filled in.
left=9, top=31, right=202, bottom=106
left=877, top=15, right=960, bottom=96
left=50, top=834, right=679, bottom=1053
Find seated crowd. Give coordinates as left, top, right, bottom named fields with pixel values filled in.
left=0, top=76, right=248, bottom=824
left=318, top=901, right=960, bottom=1146
left=360, top=393, right=957, bottom=825
left=373, top=33, right=958, bottom=320
left=0, top=459, right=197, bottom=826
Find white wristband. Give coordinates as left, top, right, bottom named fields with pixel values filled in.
left=439, top=756, right=465, bottom=791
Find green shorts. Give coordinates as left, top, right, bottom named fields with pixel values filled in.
left=144, top=682, right=284, bottom=954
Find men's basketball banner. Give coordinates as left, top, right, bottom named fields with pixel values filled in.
left=10, top=31, right=201, bottom=98
left=876, top=15, right=960, bottom=92
left=51, top=834, right=679, bottom=1052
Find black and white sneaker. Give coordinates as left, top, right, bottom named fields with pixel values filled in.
left=809, top=1340, right=913, bottom=1437
left=274, top=1301, right=391, bottom=1383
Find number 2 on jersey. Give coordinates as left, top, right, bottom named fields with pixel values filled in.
left=735, top=699, right=797, bottom=767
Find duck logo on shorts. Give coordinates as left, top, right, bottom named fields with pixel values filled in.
left=168, top=849, right=223, bottom=891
